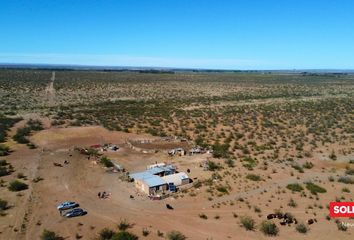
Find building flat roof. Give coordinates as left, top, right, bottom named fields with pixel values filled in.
left=162, top=172, right=189, bottom=184
left=142, top=175, right=167, bottom=187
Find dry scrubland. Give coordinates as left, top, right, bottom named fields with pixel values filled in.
left=0, top=69, right=353, bottom=240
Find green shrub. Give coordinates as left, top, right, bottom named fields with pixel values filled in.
left=338, top=176, right=354, bottom=184
left=0, top=198, right=8, bottom=210
left=0, top=144, right=10, bottom=156
left=142, top=228, right=150, bottom=236
left=0, top=166, right=10, bottom=177
left=206, top=160, right=221, bottom=171
left=13, top=127, right=31, bottom=144
left=329, top=150, right=337, bottom=160
left=296, top=223, right=308, bottom=234
left=166, top=231, right=186, bottom=240
left=240, top=216, right=255, bottom=231
left=246, top=174, right=261, bottom=181
left=291, top=164, right=304, bottom=173
left=288, top=198, right=297, bottom=208
left=345, top=168, right=354, bottom=175
left=40, top=229, right=64, bottom=240
left=306, top=182, right=326, bottom=194
left=260, top=220, right=279, bottom=236
left=212, top=141, right=230, bottom=158
left=336, top=222, right=347, bottom=231
left=8, top=180, right=28, bottom=191
left=111, top=231, right=138, bottom=240
left=216, top=185, right=229, bottom=194
left=101, top=157, right=114, bottom=168
left=118, top=219, right=132, bottom=231
left=303, top=161, right=314, bottom=169
left=99, top=228, right=115, bottom=240
left=286, top=183, right=303, bottom=192
left=0, top=159, right=8, bottom=166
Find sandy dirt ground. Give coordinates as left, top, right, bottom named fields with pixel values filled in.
left=0, top=126, right=353, bottom=240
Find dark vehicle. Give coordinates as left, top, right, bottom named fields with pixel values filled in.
left=64, top=208, right=87, bottom=218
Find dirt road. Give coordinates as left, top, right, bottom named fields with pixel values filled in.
left=44, top=71, right=55, bottom=106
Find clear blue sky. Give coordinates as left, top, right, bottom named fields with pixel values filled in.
left=1, top=0, right=353, bottom=69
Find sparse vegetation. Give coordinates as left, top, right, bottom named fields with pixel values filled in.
left=296, top=223, right=309, bottom=234
left=306, top=182, right=326, bottom=194
left=8, top=180, right=28, bottom=192
left=260, top=220, right=279, bottom=236
left=166, top=230, right=186, bottom=240
left=240, top=216, right=255, bottom=231
left=40, top=229, right=64, bottom=240
left=286, top=183, right=303, bottom=192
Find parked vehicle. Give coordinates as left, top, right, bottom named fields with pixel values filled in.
left=64, top=208, right=87, bottom=218
left=57, top=201, right=79, bottom=211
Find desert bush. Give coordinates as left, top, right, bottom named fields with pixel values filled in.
left=0, top=198, right=8, bottom=210
left=99, top=228, right=115, bottom=240
left=260, top=220, right=279, bottom=236
left=8, top=180, right=28, bottom=191
left=345, top=168, right=354, bottom=175
left=216, top=185, right=229, bottom=194
left=111, top=231, right=138, bottom=240
left=166, top=230, right=186, bottom=240
left=0, top=144, right=10, bottom=156
left=246, top=174, right=261, bottom=181
left=206, top=160, right=221, bottom=171
left=329, top=150, right=337, bottom=160
left=303, top=161, right=314, bottom=169
left=41, top=229, right=64, bottom=240
left=338, top=176, right=354, bottom=184
left=142, top=228, right=150, bottom=236
left=336, top=222, right=347, bottom=231
left=0, top=159, right=8, bottom=166
left=288, top=198, right=297, bottom=208
left=13, top=127, right=31, bottom=144
left=240, top=216, right=255, bottom=231
left=101, top=157, right=114, bottom=168
left=306, top=182, right=326, bottom=194
left=291, top=164, right=304, bottom=173
left=0, top=166, right=10, bottom=177
left=286, top=183, right=303, bottom=192
left=296, top=223, right=308, bottom=234
left=118, top=219, right=132, bottom=231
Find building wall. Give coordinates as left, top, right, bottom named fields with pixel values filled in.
left=135, top=179, right=167, bottom=195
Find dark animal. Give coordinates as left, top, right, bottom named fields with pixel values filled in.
left=53, top=162, right=63, bottom=167
left=187, top=169, right=190, bottom=173
left=267, top=214, right=276, bottom=219
left=130, top=195, right=134, bottom=199
left=294, top=218, right=298, bottom=224
left=277, top=213, right=284, bottom=219
left=308, top=219, right=314, bottom=225
left=286, top=219, right=294, bottom=224
left=166, top=204, right=174, bottom=210
left=280, top=221, right=287, bottom=226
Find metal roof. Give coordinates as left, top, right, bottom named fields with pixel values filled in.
left=161, top=172, right=189, bottom=186
left=142, top=175, right=167, bottom=187
left=129, top=171, right=153, bottom=180
left=129, top=165, right=176, bottom=182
